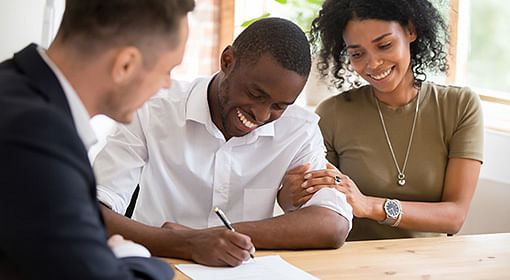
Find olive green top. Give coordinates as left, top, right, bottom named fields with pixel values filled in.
left=315, top=82, right=484, bottom=240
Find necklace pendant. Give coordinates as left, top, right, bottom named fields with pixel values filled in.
left=397, top=173, right=406, bottom=186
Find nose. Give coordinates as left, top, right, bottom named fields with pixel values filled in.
left=252, top=104, right=271, bottom=123
left=366, top=52, right=383, bottom=70
left=162, top=75, right=172, bottom=89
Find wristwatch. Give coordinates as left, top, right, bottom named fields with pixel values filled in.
left=379, top=199, right=402, bottom=227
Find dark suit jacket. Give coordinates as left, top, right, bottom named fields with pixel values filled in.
left=0, top=44, right=174, bottom=280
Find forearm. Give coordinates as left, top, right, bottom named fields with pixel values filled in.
left=233, top=206, right=349, bottom=249
left=100, top=204, right=192, bottom=259
left=363, top=159, right=480, bottom=234
left=364, top=198, right=468, bottom=234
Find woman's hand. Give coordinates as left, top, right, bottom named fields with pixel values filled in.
left=301, top=163, right=372, bottom=218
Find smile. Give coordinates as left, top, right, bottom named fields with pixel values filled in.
left=368, top=67, right=393, bottom=81
left=236, top=109, right=257, bottom=129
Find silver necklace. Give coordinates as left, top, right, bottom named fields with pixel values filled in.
left=374, top=90, right=420, bottom=186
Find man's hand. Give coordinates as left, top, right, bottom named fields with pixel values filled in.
left=278, top=163, right=311, bottom=212
left=185, top=227, right=255, bottom=267
left=107, top=234, right=134, bottom=249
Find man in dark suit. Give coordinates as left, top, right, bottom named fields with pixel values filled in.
left=0, top=0, right=193, bottom=279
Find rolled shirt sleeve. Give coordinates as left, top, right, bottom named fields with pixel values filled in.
left=290, top=123, right=353, bottom=231
left=94, top=110, right=148, bottom=215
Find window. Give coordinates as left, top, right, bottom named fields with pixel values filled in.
left=452, top=0, right=510, bottom=132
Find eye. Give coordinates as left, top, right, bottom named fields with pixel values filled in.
left=379, top=42, right=392, bottom=49
left=247, top=91, right=264, bottom=100
left=348, top=51, right=363, bottom=60
left=271, top=103, right=288, bottom=111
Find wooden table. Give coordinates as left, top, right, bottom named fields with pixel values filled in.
left=164, top=233, right=510, bottom=279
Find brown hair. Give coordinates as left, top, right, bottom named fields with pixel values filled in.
left=55, top=0, right=194, bottom=58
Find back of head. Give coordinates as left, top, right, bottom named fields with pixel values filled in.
left=232, top=17, right=311, bottom=77
left=311, top=0, right=448, bottom=89
left=56, top=0, right=195, bottom=57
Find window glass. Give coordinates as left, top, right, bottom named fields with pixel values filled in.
left=465, top=0, right=510, bottom=94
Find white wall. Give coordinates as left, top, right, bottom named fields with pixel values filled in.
left=479, top=130, right=510, bottom=183
left=0, top=0, right=45, bottom=61
left=459, top=130, right=510, bottom=235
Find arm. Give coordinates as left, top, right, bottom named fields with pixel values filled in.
left=0, top=109, right=172, bottom=280
left=100, top=204, right=255, bottom=267
left=245, top=121, right=350, bottom=249
left=233, top=205, right=349, bottom=249
left=294, top=158, right=481, bottom=234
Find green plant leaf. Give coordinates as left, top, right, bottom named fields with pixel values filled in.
left=240, top=13, right=271, bottom=27
left=274, top=0, right=288, bottom=3
left=306, top=0, right=323, bottom=5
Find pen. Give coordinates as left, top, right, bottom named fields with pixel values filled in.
left=214, top=207, right=255, bottom=260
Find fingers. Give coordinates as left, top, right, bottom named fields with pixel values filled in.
left=304, top=168, right=340, bottom=180
left=107, top=234, right=133, bottom=249
left=302, top=176, right=337, bottom=189
left=297, top=194, right=314, bottom=205
left=228, top=230, right=255, bottom=255
left=218, top=230, right=254, bottom=266
left=286, top=163, right=311, bottom=175
left=326, top=162, right=338, bottom=171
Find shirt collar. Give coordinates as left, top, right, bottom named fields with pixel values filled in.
left=37, top=47, right=98, bottom=151
left=185, top=74, right=275, bottom=142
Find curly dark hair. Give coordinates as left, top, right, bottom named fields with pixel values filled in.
left=233, top=17, right=311, bottom=77
left=309, top=0, right=448, bottom=90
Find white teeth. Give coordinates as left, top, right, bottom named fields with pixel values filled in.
left=370, top=68, right=392, bottom=80
left=237, top=109, right=257, bottom=129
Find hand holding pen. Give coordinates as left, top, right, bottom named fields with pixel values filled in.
left=214, top=207, right=256, bottom=261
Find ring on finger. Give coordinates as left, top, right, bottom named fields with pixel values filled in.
left=334, top=175, right=342, bottom=185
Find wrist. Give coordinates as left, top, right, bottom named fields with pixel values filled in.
left=364, top=197, right=386, bottom=221
left=378, top=199, right=403, bottom=226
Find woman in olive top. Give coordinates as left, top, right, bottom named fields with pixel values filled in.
left=280, top=0, right=483, bottom=240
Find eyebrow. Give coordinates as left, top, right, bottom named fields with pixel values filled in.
left=346, top=33, right=393, bottom=49
left=252, top=84, right=294, bottom=105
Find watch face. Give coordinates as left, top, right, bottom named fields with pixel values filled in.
left=385, top=200, right=400, bottom=219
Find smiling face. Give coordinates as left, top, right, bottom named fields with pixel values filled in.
left=211, top=51, right=307, bottom=140
left=343, top=19, right=416, bottom=97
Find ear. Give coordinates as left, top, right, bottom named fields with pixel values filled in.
left=111, top=47, right=143, bottom=84
left=220, top=45, right=236, bottom=74
left=406, top=21, right=417, bottom=43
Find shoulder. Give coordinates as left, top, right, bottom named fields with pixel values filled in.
left=279, top=104, right=319, bottom=125
left=151, top=77, right=207, bottom=103
left=140, top=77, right=208, bottom=114
left=316, top=85, right=372, bottom=115
left=424, top=82, right=482, bottom=112
left=0, top=99, right=87, bottom=171
left=425, top=82, right=479, bottom=101
left=0, top=59, right=41, bottom=100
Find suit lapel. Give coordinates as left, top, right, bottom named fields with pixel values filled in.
left=13, top=44, right=101, bottom=218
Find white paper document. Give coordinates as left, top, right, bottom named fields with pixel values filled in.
left=175, top=255, right=319, bottom=280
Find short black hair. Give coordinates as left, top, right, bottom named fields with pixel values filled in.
left=310, top=0, right=448, bottom=90
left=56, top=0, right=195, bottom=55
left=232, top=17, right=311, bottom=77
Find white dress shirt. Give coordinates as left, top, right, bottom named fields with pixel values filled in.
left=37, top=46, right=151, bottom=258
left=95, top=76, right=353, bottom=230
left=37, top=47, right=97, bottom=152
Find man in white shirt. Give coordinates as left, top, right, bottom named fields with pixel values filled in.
left=94, top=18, right=353, bottom=267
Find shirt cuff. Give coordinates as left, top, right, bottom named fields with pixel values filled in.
left=302, top=188, right=353, bottom=231
left=97, top=185, right=125, bottom=214
left=111, top=242, right=151, bottom=258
